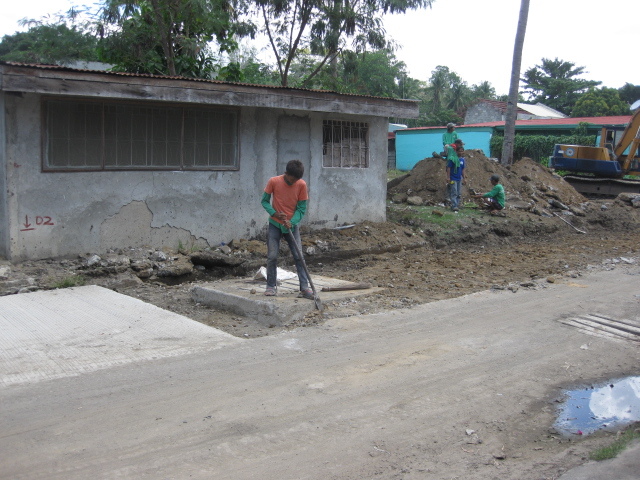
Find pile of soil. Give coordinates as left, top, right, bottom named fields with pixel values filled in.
left=388, top=151, right=586, bottom=212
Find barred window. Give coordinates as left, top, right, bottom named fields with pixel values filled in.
left=44, top=99, right=238, bottom=171
left=322, top=120, right=369, bottom=168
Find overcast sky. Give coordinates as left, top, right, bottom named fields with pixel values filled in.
left=1, top=0, right=638, bottom=96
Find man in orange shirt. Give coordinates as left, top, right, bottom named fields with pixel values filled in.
left=260, top=160, right=312, bottom=298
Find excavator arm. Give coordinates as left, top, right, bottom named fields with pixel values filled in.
left=614, top=109, right=640, bottom=174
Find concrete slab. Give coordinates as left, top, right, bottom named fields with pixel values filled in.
left=0, top=285, right=242, bottom=387
left=191, top=275, right=383, bottom=326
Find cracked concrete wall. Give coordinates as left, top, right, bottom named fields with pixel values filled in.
left=0, top=93, right=7, bottom=259
left=2, top=94, right=388, bottom=261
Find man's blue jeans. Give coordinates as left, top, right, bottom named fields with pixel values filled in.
left=449, top=180, right=462, bottom=209
left=266, top=223, right=310, bottom=290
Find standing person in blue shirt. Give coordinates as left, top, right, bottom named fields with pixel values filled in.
left=446, top=145, right=466, bottom=212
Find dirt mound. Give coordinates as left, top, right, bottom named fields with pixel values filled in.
left=388, top=151, right=586, bottom=211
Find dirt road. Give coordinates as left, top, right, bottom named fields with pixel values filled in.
left=1, top=265, right=639, bottom=480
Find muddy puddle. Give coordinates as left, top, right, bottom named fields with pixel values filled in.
left=555, top=376, right=640, bottom=436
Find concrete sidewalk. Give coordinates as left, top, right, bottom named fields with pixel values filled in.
left=0, top=285, right=241, bottom=386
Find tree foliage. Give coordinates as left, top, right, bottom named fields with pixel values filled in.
left=571, top=87, right=630, bottom=117
left=97, top=0, right=254, bottom=77
left=408, top=66, right=465, bottom=125
left=618, top=83, right=640, bottom=105
left=0, top=21, right=98, bottom=64
left=470, top=81, right=496, bottom=101
left=255, top=0, right=433, bottom=87
left=426, top=66, right=462, bottom=111
left=490, top=131, right=596, bottom=163
left=226, top=45, right=281, bottom=84
left=521, top=57, right=601, bottom=115
left=334, top=49, right=408, bottom=97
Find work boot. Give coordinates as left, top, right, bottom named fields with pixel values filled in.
left=298, top=288, right=314, bottom=300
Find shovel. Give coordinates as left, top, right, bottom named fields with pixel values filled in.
left=285, top=231, right=323, bottom=311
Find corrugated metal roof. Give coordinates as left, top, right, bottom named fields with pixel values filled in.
left=517, top=103, right=567, bottom=118
left=0, top=61, right=418, bottom=105
left=467, top=116, right=632, bottom=128
left=396, top=115, right=633, bottom=133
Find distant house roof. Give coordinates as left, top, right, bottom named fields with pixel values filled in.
left=470, top=99, right=529, bottom=115
left=388, top=123, right=408, bottom=132
left=397, top=115, right=632, bottom=133
left=467, top=99, right=567, bottom=119
left=517, top=102, right=567, bottom=118
left=465, top=115, right=631, bottom=129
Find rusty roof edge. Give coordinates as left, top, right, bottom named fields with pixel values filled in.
left=0, top=61, right=419, bottom=106
left=398, top=116, right=633, bottom=132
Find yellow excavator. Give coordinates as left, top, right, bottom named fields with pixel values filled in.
left=550, top=109, right=640, bottom=194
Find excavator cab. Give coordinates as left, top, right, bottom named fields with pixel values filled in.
left=600, top=128, right=618, bottom=160
left=550, top=110, right=640, bottom=178
left=550, top=143, right=622, bottom=176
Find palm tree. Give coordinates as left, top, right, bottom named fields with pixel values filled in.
left=448, top=82, right=471, bottom=113
left=501, top=0, right=530, bottom=165
left=471, top=81, right=496, bottom=100
left=428, top=67, right=450, bottom=111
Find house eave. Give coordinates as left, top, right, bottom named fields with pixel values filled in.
left=0, top=62, right=419, bottom=118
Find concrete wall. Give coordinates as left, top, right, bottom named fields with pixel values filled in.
left=1, top=94, right=387, bottom=261
left=0, top=94, right=6, bottom=259
left=465, top=103, right=501, bottom=124
left=395, top=127, right=494, bottom=171
left=465, top=102, right=537, bottom=124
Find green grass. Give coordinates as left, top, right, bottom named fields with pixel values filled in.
left=51, top=275, right=86, bottom=289
left=387, top=202, right=485, bottom=233
left=178, top=239, right=203, bottom=253
left=589, top=428, right=640, bottom=461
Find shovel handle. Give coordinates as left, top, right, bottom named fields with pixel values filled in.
left=285, top=231, right=322, bottom=310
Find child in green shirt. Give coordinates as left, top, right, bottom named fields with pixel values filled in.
left=474, top=174, right=505, bottom=215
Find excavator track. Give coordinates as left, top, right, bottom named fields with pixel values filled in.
left=564, top=175, right=640, bottom=197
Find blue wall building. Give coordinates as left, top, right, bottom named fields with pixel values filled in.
left=394, top=116, right=633, bottom=171
left=395, top=126, right=493, bottom=171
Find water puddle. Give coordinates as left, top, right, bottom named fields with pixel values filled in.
left=555, top=376, right=640, bottom=436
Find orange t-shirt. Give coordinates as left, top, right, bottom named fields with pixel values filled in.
left=265, top=175, right=309, bottom=225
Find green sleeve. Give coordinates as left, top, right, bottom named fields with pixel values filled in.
left=483, top=186, right=499, bottom=198
left=261, top=192, right=276, bottom=216
left=483, top=185, right=505, bottom=207
left=290, top=199, right=307, bottom=226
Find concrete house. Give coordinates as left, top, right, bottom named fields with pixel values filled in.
left=464, top=99, right=567, bottom=124
left=0, top=62, right=418, bottom=261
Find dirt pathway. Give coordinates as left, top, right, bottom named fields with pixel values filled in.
left=2, top=266, right=638, bottom=480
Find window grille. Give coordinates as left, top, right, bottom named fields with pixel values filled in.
left=322, top=120, right=369, bottom=168
left=44, top=99, right=238, bottom=171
